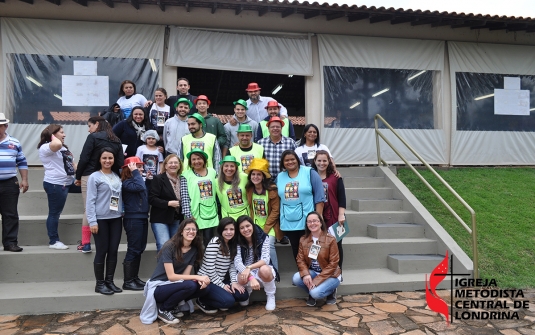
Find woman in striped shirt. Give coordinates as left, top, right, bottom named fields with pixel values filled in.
left=196, top=218, right=249, bottom=313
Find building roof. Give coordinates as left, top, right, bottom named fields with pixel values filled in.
left=48, top=0, right=535, bottom=32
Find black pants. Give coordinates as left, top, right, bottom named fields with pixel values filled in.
left=338, top=239, right=344, bottom=269
left=123, top=218, right=148, bottom=262
left=284, top=229, right=306, bottom=262
left=154, top=280, right=211, bottom=311
left=0, top=177, right=20, bottom=247
left=200, top=227, right=216, bottom=247
left=93, top=217, right=122, bottom=264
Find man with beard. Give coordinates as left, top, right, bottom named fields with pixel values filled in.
left=178, top=113, right=221, bottom=171
left=224, top=99, right=258, bottom=148
left=229, top=124, right=264, bottom=173
left=166, top=77, right=198, bottom=116
left=163, top=98, right=192, bottom=155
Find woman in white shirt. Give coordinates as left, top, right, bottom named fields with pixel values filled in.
left=37, top=124, right=75, bottom=250
left=294, top=124, right=335, bottom=168
left=117, top=80, right=148, bottom=119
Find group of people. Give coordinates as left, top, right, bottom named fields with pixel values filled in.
left=0, top=78, right=348, bottom=325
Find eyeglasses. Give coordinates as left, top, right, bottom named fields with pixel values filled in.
left=306, top=219, right=321, bottom=224
left=184, top=228, right=197, bottom=232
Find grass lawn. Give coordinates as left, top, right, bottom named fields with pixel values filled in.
left=397, top=167, right=535, bottom=289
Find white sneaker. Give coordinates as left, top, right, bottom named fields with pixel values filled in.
left=239, top=285, right=253, bottom=306
left=49, top=241, right=69, bottom=250
left=265, top=294, right=276, bottom=311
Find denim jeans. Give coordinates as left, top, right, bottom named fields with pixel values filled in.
left=43, top=181, right=71, bottom=245
left=268, top=235, right=279, bottom=270
left=123, top=218, right=148, bottom=262
left=292, top=270, right=340, bottom=300
left=202, top=281, right=249, bottom=309
left=154, top=280, right=211, bottom=311
left=151, top=221, right=179, bottom=252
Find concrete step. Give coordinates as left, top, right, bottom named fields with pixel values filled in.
left=18, top=190, right=84, bottom=216
left=345, top=210, right=414, bottom=237
left=387, top=254, right=447, bottom=275
left=27, top=167, right=46, bottom=187
left=344, top=177, right=385, bottom=188
left=345, top=187, right=393, bottom=200
left=0, top=268, right=453, bottom=315
left=351, top=199, right=403, bottom=212
left=15, top=215, right=155, bottom=246
left=367, top=223, right=425, bottom=239
left=340, top=237, right=437, bottom=269
left=338, top=167, right=378, bottom=178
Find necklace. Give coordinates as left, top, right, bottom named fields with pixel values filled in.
left=100, top=170, right=115, bottom=182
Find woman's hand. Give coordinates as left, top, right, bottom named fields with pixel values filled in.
left=250, top=278, right=261, bottom=290
left=168, top=200, right=180, bottom=208
left=197, top=275, right=210, bottom=289
left=157, top=146, right=164, bottom=153
left=90, top=225, right=98, bottom=234
left=303, top=275, right=315, bottom=290
left=239, top=268, right=251, bottom=283
left=231, top=282, right=245, bottom=294
left=338, top=214, right=345, bottom=225
left=74, top=179, right=81, bottom=186
left=127, top=162, right=137, bottom=172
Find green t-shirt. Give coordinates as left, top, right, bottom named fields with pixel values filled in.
left=215, top=173, right=249, bottom=220
left=182, top=168, right=218, bottom=229
left=229, top=144, right=264, bottom=173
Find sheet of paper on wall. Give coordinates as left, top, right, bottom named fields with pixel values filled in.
left=61, top=75, right=109, bottom=106
left=494, top=77, right=530, bottom=116
left=73, top=61, right=98, bottom=76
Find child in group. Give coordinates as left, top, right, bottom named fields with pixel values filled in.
left=136, top=129, right=164, bottom=180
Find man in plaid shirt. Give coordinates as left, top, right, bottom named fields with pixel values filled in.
left=257, top=116, right=296, bottom=180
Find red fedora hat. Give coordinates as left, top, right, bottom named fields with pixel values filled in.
left=264, top=100, right=281, bottom=109
left=194, top=95, right=211, bottom=106
left=245, top=83, right=261, bottom=92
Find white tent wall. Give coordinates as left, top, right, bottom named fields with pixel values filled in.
left=1, top=18, right=166, bottom=165
left=318, top=34, right=448, bottom=165
left=449, top=41, right=535, bottom=165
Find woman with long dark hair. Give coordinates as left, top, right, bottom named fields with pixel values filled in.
left=116, top=80, right=148, bottom=119
left=113, top=106, right=154, bottom=158
left=140, top=219, right=211, bottom=325
left=245, top=158, right=283, bottom=271
left=292, top=211, right=341, bottom=306
left=86, top=148, right=123, bottom=295
left=196, top=218, right=249, bottom=313
left=294, top=124, right=336, bottom=168
left=312, top=150, right=346, bottom=269
left=38, top=124, right=75, bottom=250
left=75, top=116, right=123, bottom=253
left=234, top=215, right=278, bottom=311
left=216, top=156, right=249, bottom=220
left=276, top=150, right=325, bottom=261
left=121, top=156, right=149, bottom=291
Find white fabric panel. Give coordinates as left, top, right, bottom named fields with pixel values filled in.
left=449, top=41, right=535, bottom=165
left=323, top=128, right=446, bottom=165
left=8, top=124, right=87, bottom=166
left=167, top=27, right=313, bottom=76
left=318, top=34, right=444, bottom=70
left=1, top=18, right=164, bottom=59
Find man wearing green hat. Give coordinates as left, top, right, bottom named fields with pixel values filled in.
left=163, top=98, right=192, bottom=155
left=229, top=124, right=264, bottom=173
left=224, top=99, right=259, bottom=148
left=178, top=113, right=221, bottom=172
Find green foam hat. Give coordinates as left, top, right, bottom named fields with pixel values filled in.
left=174, top=97, right=193, bottom=109
left=233, top=99, right=248, bottom=110
left=186, top=148, right=208, bottom=160
left=236, top=124, right=253, bottom=133
left=188, top=113, right=206, bottom=128
left=219, top=155, right=240, bottom=167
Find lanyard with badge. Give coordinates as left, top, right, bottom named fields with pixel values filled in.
left=308, top=238, right=321, bottom=259
left=100, top=171, right=121, bottom=211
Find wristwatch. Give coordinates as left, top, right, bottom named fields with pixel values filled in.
left=246, top=266, right=252, bottom=270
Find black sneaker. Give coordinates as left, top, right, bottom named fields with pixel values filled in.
left=196, top=298, right=217, bottom=314
left=278, top=236, right=290, bottom=245
left=158, top=309, right=180, bottom=324
left=170, top=306, right=184, bottom=318
left=306, top=295, right=316, bottom=307
left=326, top=288, right=337, bottom=305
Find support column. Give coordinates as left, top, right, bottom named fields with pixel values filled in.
left=305, top=35, right=322, bottom=128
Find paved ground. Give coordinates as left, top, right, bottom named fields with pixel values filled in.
left=0, top=290, right=534, bottom=335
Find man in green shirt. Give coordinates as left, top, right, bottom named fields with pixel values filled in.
left=178, top=113, right=221, bottom=172
left=229, top=124, right=264, bottom=173
left=194, top=95, right=228, bottom=157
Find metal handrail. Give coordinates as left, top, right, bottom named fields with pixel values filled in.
left=374, top=114, right=478, bottom=279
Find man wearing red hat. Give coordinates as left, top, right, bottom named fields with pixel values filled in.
left=255, top=100, right=296, bottom=142
left=194, top=95, right=228, bottom=156
left=244, top=83, right=288, bottom=123
left=257, top=116, right=296, bottom=179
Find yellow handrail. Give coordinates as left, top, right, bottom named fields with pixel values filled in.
left=374, top=114, right=478, bottom=279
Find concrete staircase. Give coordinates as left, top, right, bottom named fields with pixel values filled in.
left=0, top=166, right=472, bottom=315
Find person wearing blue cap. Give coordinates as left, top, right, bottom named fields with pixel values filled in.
left=178, top=113, right=222, bottom=172
left=224, top=99, right=258, bottom=148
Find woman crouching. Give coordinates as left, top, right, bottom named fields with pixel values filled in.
left=292, top=212, right=341, bottom=307
left=140, top=219, right=211, bottom=325
left=234, top=215, right=278, bottom=311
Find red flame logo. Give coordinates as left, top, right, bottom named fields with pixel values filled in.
left=425, top=251, right=450, bottom=325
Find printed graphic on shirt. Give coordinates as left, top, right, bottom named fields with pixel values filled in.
left=323, top=182, right=329, bottom=203
left=240, top=154, right=254, bottom=172
left=151, top=110, right=169, bottom=128
left=60, top=149, right=75, bottom=176
left=253, top=198, right=267, bottom=218
left=191, top=141, right=205, bottom=151
left=122, top=102, right=133, bottom=119
left=143, top=154, right=159, bottom=175
left=284, top=181, right=300, bottom=200
left=198, top=180, right=213, bottom=199
left=227, top=188, right=244, bottom=207
left=300, top=152, right=313, bottom=167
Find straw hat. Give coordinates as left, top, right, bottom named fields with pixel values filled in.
left=0, top=113, right=10, bottom=125
left=245, top=158, right=271, bottom=179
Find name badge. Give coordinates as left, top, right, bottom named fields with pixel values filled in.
left=308, top=243, right=321, bottom=260
left=110, top=195, right=119, bottom=211
left=157, top=111, right=166, bottom=127
left=307, top=150, right=316, bottom=160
